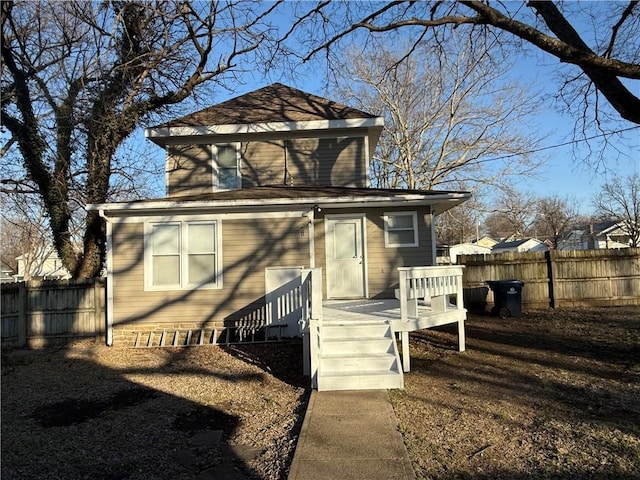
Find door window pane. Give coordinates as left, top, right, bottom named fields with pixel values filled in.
left=335, top=222, right=357, bottom=259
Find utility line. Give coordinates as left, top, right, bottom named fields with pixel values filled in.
left=483, top=126, right=639, bottom=162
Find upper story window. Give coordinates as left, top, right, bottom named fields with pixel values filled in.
left=145, top=220, right=221, bottom=291
left=384, top=211, right=419, bottom=247
left=214, top=144, right=241, bottom=190
left=166, top=143, right=241, bottom=196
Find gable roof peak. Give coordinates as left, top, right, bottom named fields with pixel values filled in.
left=151, top=82, right=378, bottom=130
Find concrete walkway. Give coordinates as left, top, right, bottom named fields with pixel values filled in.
left=288, top=390, right=416, bottom=480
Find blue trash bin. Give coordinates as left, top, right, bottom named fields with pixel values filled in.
left=486, top=280, right=524, bottom=318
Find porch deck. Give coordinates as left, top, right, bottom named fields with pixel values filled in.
left=302, top=265, right=467, bottom=388
left=323, top=298, right=466, bottom=333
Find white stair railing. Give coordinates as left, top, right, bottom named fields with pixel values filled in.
left=300, top=268, right=323, bottom=388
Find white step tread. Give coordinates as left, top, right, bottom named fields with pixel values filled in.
left=321, top=369, right=402, bottom=377
left=321, top=351, right=396, bottom=359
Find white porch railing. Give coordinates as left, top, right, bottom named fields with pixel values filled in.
left=397, top=265, right=465, bottom=322
left=395, top=265, right=467, bottom=371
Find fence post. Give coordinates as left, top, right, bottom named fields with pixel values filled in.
left=94, top=278, right=103, bottom=336
left=17, top=282, right=27, bottom=347
left=546, top=250, right=556, bottom=309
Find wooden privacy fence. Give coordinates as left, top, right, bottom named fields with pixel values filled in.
left=1, top=278, right=105, bottom=347
left=458, top=248, right=640, bottom=311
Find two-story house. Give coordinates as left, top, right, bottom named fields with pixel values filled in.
left=88, top=84, right=471, bottom=355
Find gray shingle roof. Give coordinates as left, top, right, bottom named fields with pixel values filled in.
left=153, top=83, right=377, bottom=128
left=122, top=185, right=470, bottom=203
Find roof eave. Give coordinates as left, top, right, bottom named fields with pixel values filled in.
left=145, top=117, right=384, bottom=145
left=87, top=191, right=471, bottom=216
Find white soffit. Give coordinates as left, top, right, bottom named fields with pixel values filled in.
left=87, top=192, right=471, bottom=215
left=145, top=117, right=384, bottom=141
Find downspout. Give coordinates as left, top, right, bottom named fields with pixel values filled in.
left=307, top=206, right=316, bottom=269
left=430, top=208, right=437, bottom=265
left=98, top=209, right=114, bottom=346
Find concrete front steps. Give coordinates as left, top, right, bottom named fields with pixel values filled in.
left=317, top=319, right=404, bottom=391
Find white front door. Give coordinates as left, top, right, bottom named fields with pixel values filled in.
left=325, top=215, right=366, bottom=298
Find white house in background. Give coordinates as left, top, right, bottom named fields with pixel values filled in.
left=491, top=238, right=549, bottom=254
left=558, top=220, right=634, bottom=250
left=475, top=236, right=499, bottom=249
left=15, top=246, right=71, bottom=281
left=448, top=242, right=492, bottom=263
left=1, top=261, right=15, bottom=283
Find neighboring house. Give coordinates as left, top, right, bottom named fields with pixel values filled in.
left=491, top=237, right=549, bottom=254
left=474, top=236, right=498, bottom=249
left=558, top=220, right=634, bottom=250
left=1, top=261, right=15, bottom=283
left=87, top=83, right=471, bottom=347
left=15, top=247, right=71, bottom=281
left=448, top=242, right=492, bottom=263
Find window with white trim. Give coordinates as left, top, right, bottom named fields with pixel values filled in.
left=384, top=211, right=419, bottom=247
left=146, top=220, right=221, bottom=290
left=213, top=144, right=241, bottom=190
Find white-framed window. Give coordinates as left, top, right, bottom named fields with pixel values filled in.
left=384, top=211, right=419, bottom=247
left=213, top=143, right=241, bottom=190
left=145, top=220, right=221, bottom=291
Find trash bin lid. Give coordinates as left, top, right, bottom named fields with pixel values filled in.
left=487, top=279, right=524, bottom=285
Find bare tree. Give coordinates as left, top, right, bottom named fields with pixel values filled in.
left=484, top=187, right=538, bottom=240
left=0, top=193, right=64, bottom=280
left=298, top=1, right=640, bottom=126
left=592, top=173, right=640, bottom=247
left=1, top=0, right=289, bottom=278
left=332, top=37, right=543, bottom=192
left=533, top=195, right=582, bottom=248
left=435, top=196, right=484, bottom=246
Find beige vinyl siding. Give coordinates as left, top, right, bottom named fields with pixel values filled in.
left=167, top=145, right=212, bottom=197
left=286, top=137, right=366, bottom=187
left=241, top=140, right=286, bottom=187
left=166, top=133, right=368, bottom=194
left=111, top=217, right=309, bottom=330
left=242, top=136, right=367, bottom=187
left=314, top=207, right=433, bottom=299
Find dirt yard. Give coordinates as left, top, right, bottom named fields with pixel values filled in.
left=391, top=306, right=640, bottom=480
left=2, top=306, right=639, bottom=480
left=1, top=339, right=310, bottom=480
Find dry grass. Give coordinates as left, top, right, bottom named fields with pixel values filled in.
left=3, top=306, right=639, bottom=480
left=391, top=306, right=640, bottom=480
left=1, top=340, right=310, bottom=480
